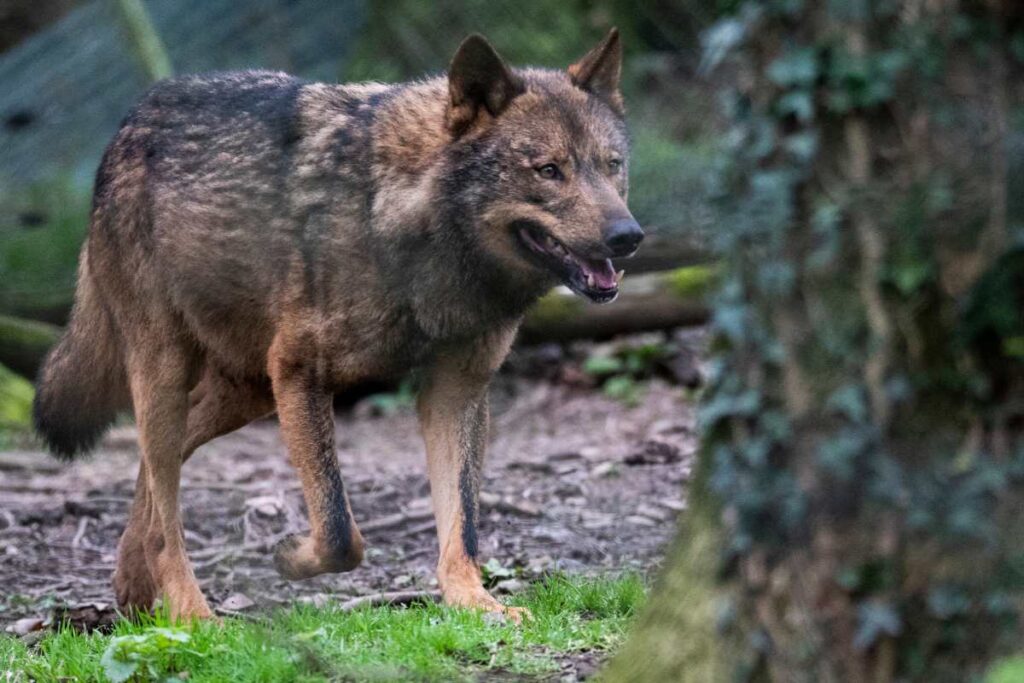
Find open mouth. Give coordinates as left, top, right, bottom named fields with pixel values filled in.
left=516, top=223, right=622, bottom=304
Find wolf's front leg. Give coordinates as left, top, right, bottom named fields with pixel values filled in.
left=418, top=334, right=528, bottom=622
left=269, top=344, right=364, bottom=579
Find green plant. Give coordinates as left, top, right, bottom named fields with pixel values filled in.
left=100, top=627, right=197, bottom=683
left=364, top=377, right=418, bottom=416
left=582, top=339, right=676, bottom=406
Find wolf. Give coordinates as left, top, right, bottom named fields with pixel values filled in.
left=33, top=29, right=643, bottom=621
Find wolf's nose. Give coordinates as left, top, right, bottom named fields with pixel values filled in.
left=604, top=218, right=644, bottom=257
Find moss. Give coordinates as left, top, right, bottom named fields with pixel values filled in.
left=664, top=264, right=722, bottom=299
left=602, top=512, right=729, bottom=682
left=526, top=291, right=585, bottom=327
left=0, top=362, right=34, bottom=430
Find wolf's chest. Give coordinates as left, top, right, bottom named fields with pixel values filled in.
left=319, top=305, right=435, bottom=387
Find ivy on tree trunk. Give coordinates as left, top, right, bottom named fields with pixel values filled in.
left=608, top=2, right=1024, bottom=681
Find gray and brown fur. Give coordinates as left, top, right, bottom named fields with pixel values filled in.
left=33, top=29, right=641, bottom=620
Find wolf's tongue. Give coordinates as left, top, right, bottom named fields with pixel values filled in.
left=580, top=257, right=617, bottom=290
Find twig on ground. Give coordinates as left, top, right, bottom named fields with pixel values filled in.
left=399, top=520, right=437, bottom=537
left=360, top=509, right=435, bottom=534
left=183, top=480, right=302, bottom=493
left=71, top=518, right=89, bottom=548
left=190, top=529, right=294, bottom=561
left=338, top=590, right=440, bottom=612
left=479, top=492, right=542, bottom=517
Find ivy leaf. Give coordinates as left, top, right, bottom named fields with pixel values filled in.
left=889, top=260, right=933, bottom=295
left=818, top=429, right=870, bottom=480
left=927, top=585, right=970, bottom=619
left=700, top=18, right=747, bottom=74
left=767, top=48, right=819, bottom=88
left=854, top=601, right=902, bottom=650
left=827, top=384, right=868, bottom=422
left=783, top=131, right=819, bottom=162
left=776, top=91, right=814, bottom=122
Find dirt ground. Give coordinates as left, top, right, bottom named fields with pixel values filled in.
left=0, top=335, right=699, bottom=638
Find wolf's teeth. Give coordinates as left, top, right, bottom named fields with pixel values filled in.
left=586, top=273, right=596, bottom=289
left=615, top=269, right=625, bottom=284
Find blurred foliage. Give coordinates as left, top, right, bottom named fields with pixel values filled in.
left=583, top=338, right=677, bottom=406
left=0, top=178, right=90, bottom=323
left=363, top=377, right=418, bottom=416
left=988, top=656, right=1024, bottom=683
left=0, top=362, right=34, bottom=444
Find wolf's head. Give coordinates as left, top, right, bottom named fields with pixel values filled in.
left=443, top=29, right=643, bottom=304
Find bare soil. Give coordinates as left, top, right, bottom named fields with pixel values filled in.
left=0, top=339, right=698, bottom=630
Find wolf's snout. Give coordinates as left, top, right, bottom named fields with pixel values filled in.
left=603, top=217, right=644, bottom=257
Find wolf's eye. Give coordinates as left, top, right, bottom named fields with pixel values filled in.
left=608, top=158, right=622, bottom=174
left=536, top=163, right=563, bottom=181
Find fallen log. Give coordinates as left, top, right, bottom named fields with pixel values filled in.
left=518, top=266, right=713, bottom=344
left=0, top=315, right=60, bottom=380
left=612, top=233, right=708, bottom=274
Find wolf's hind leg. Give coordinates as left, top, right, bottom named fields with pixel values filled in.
left=124, top=345, right=211, bottom=620
left=114, top=369, right=272, bottom=614
left=114, top=458, right=160, bottom=613
left=182, top=369, right=274, bottom=461
left=268, top=339, right=364, bottom=580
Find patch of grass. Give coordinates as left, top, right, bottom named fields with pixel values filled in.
left=0, top=574, right=645, bottom=682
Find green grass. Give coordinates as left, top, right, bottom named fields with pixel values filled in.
left=0, top=574, right=645, bottom=682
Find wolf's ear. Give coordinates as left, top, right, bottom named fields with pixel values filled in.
left=568, top=28, right=623, bottom=114
left=447, top=34, right=524, bottom=136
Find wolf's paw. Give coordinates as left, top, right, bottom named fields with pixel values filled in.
left=164, top=587, right=215, bottom=622
left=113, top=549, right=158, bottom=613
left=113, top=570, right=158, bottom=614
left=273, top=533, right=364, bottom=580
left=442, top=585, right=532, bottom=624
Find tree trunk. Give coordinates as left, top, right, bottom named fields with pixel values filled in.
left=608, top=2, right=1024, bottom=681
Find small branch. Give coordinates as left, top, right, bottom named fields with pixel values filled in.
left=338, top=590, right=440, bottom=612
left=360, top=509, right=435, bottom=534
left=71, top=518, right=90, bottom=548
left=111, top=0, right=172, bottom=81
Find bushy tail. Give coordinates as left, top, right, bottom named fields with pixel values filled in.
left=33, top=247, right=128, bottom=459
